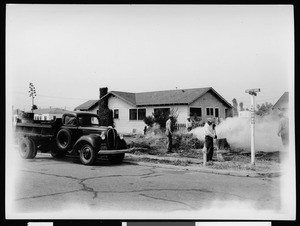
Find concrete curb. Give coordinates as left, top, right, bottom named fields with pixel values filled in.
left=124, top=153, right=281, bottom=178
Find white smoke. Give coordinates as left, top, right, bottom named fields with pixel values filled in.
left=191, top=115, right=283, bottom=152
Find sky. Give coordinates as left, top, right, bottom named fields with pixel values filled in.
left=6, top=4, right=294, bottom=112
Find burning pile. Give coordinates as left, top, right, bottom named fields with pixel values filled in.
left=191, top=116, right=282, bottom=152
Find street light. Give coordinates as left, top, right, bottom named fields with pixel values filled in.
left=245, top=88, right=260, bottom=165
left=29, top=82, right=37, bottom=112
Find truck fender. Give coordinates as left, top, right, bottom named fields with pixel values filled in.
left=73, top=134, right=102, bottom=154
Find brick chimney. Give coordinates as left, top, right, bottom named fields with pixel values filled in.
left=98, top=87, right=113, bottom=126
left=99, top=87, right=108, bottom=110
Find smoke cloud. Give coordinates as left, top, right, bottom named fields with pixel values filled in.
left=191, top=115, right=283, bottom=152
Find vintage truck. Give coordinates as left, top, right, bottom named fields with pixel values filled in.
left=15, top=111, right=132, bottom=165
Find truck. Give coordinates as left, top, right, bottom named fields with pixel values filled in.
left=15, top=111, right=132, bottom=165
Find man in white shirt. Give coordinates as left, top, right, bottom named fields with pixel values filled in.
left=204, top=118, right=217, bottom=161
left=278, top=111, right=289, bottom=149
left=277, top=111, right=289, bottom=162
left=186, top=117, right=193, bottom=132
left=165, top=115, right=173, bottom=153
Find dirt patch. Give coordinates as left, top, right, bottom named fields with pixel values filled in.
left=124, top=133, right=281, bottom=174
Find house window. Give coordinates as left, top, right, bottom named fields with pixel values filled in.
left=190, top=107, right=202, bottom=117
left=113, top=109, right=119, bottom=119
left=206, top=108, right=214, bottom=116
left=138, top=109, right=146, bottom=120
left=129, top=109, right=137, bottom=120
left=215, top=108, right=219, bottom=118
left=129, top=109, right=146, bottom=120
left=44, top=116, right=47, bottom=120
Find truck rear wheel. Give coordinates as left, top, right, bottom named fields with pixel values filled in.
left=19, top=137, right=37, bottom=159
left=79, top=143, right=97, bottom=165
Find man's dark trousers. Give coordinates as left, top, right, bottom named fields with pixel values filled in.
left=205, top=135, right=214, bottom=161
left=167, top=133, right=172, bottom=152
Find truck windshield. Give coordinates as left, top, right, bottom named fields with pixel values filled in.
left=78, top=115, right=100, bottom=127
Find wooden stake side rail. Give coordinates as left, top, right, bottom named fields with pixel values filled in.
left=15, top=132, right=54, bottom=139
left=15, top=122, right=56, bottom=138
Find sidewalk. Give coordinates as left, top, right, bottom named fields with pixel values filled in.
left=124, top=153, right=282, bottom=178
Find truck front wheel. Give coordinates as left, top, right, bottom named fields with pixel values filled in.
left=19, top=137, right=37, bottom=159
left=79, top=143, right=97, bottom=165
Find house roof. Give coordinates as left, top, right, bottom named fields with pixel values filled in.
left=110, top=87, right=232, bottom=108
left=74, top=100, right=99, bottom=111
left=110, top=91, right=137, bottom=106
left=135, top=87, right=212, bottom=106
left=75, top=87, right=233, bottom=110
left=32, top=108, right=72, bottom=115
left=273, top=92, right=289, bottom=109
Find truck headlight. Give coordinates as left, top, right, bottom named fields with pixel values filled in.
left=119, top=134, right=124, bottom=140
left=100, top=132, right=105, bottom=140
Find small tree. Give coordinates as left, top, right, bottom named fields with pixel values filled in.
left=152, top=109, right=169, bottom=129
left=31, top=104, right=38, bottom=111
left=151, top=108, right=178, bottom=132
left=98, top=108, right=113, bottom=126
left=143, top=115, right=154, bottom=127
left=256, top=102, right=273, bottom=116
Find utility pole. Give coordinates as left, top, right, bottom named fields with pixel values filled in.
left=28, top=82, right=37, bottom=112
left=245, top=88, right=260, bottom=166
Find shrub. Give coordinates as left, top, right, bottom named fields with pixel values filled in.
left=144, top=115, right=154, bottom=127
left=99, top=108, right=114, bottom=127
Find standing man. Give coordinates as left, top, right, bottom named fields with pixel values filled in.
left=186, top=117, right=193, bottom=132
left=277, top=111, right=289, bottom=161
left=166, top=115, right=173, bottom=153
left=204, top=118, right=217, bottom=161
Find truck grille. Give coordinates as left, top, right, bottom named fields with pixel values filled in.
left=106, top=128, right=118, bottom=150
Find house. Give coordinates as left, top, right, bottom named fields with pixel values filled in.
left=238, top=110, right=251, bottom=118
left=272, top=92, right=289, bottom=112
left=75, top=87, right=233, bottom=134
left=32, top=108, right=72, bottom=120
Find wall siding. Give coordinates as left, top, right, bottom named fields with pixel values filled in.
left=109, top=98, right=189, bottom=133
left=190, top=90, right=229, bottom=122
left=108, top=96, right=146, bottom=133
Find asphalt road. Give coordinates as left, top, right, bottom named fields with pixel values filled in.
left=7, top=152, right=281, bottom=219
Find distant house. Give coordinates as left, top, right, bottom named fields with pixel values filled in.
left=75, top=87, right=233, bottom=134
left=32, top=108, right=72, bottom=120
left=272, top=92, right=289, bottom=112
left=238, top=110, right=251, bottom=118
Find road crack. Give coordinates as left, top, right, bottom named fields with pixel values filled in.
left=17, top=168, right=161, bottom=201
left=139, top=193, right=198, bottom=210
